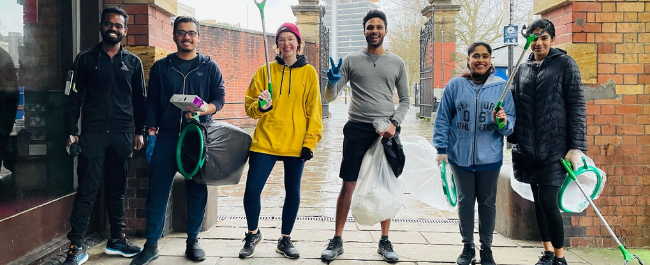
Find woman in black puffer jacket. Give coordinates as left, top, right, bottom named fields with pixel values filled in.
left=508, top=19, right=587, bottom=265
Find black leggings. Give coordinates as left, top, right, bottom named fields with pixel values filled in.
left=530, top=184, right=564, bottom=249
left=243, top=151, right=305, bottom=235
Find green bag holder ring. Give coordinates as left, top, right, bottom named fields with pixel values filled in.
left=440, top=161, right=458, bottom=207
left=558, top=157, right=602, bottom=213
left=176, top=113, right=206, bottom=180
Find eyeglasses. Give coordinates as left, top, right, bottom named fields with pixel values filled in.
left=175, top=30, right=199, bottom=37
left=277, top=37, right=296, bottom=44
left=102, top=21, right=125, bottom=30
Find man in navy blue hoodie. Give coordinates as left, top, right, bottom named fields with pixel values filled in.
left=131, top=16, right=225, bottom=265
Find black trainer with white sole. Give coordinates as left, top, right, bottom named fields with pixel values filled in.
left=239, top=230, right=262, bottom=259
left=276, top=236, right=300, bottom=259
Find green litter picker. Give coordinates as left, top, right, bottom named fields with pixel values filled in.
left=494, top=25, right=544, bottom=129
left=254, top=0, right=273, bottom=108
left=561, top=158, right=644, bottom=265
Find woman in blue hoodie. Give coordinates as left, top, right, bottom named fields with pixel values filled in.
left=433, top=42, right=515, bottom=265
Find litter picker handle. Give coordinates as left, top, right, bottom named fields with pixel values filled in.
left=561, top=159, right=644, bottom=265
left=255, top=0, right=273, bottom=107
left=495, top=101, right=505, bottom=129
left=494, top=33, right=539, bottom=129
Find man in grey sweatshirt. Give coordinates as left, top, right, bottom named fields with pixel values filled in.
left=320, top=10, right=409, bottom=264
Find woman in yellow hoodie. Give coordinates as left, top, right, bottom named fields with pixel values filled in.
left=239, top=23, right=323, bottom=260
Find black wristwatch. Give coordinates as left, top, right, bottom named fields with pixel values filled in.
left=390, top=119, right=399, bottom=127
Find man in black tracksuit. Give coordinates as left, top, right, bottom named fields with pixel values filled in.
left=63, top=7, right=144, bottom=265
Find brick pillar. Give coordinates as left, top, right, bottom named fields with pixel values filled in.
left=534, top=0, right=650, bottom=248
left=291, top=0, right=322, bottom=43
left=422, top=0, right=460, bottom=91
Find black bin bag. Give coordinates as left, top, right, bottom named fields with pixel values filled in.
left=177, top=120, right=252, bottom=186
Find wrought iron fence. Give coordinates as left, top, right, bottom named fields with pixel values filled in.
left=419, top=17, right=435, bottom=119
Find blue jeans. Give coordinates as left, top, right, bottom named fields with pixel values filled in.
left=243, top=151, right=305, bottom=235
left=145, top=136, right=207, bottom=245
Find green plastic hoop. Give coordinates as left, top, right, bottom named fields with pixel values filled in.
left=176, top=119, right=206, bottom=180
left=558, top=157, right=603, bottom=213
left=440, top=161, right=458, bottom=207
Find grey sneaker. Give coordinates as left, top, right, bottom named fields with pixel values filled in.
left=239, top=230, right=262, bottom=259
left=377, top=238, right=399, bottom=263
left=276, top=236, right=300, bottom=259
left=320, top=236, right=344, bottom=261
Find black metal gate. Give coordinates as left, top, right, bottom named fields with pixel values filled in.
left=319, top=7, right=331, bottom=118
left=419, top=18, right=435, bottom=119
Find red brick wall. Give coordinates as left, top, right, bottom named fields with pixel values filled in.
left=196, top=25, right=318, bottom=127
left=542, top=0, right=650, bottom=248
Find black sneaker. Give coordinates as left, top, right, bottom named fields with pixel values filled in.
left=62, top=244, right=88, bottom=265
left=377, top=238, right=399, bottom=263
left=535, top=251, right=554, bottom=265
left=130, top=242, right=159, bottom=265
left=553, top=256, right=568, bottom=265
left=239, top=230, right=262, bottom=259
left=104, top=236, right=142, bottom=257
left=276, top=236, right=300, bottom=259
left=320, top=236, right=344, bottom=261
left=185, top=239, right=206, bottom=261
left=480, top=247, right=496, bottom=265
left=457, top=243, right=476, bottom=265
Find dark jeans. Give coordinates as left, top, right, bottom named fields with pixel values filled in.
left=450, top=165, right=500, bottom=248
left=531, top=184, right=564, bottom=249
left=67, top=132, right=133, bottom=246
left=145, top=136, right=207, bottom=245
left=243, top=151, right=305, bottom=235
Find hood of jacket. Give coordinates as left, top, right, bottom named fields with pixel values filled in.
left=270, top=54, right=309, bottom=97
left=433, top=74, right=516, bottom=170
left=275, top=54, right=308, bottom=68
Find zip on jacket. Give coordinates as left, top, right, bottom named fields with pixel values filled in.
left=145, top=53, right=226, bottom=139
left=65, top=43, right=147, bottom=136
left=433, top=75, right=516, bottom=171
